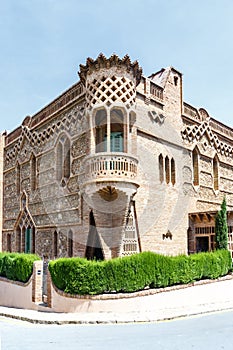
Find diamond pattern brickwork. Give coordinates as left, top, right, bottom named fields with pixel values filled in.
left=86, top=75, right=136, bottom=109
left=5, top=105, right=85, bottom=165
left=182, top=120, right=233, bottom=157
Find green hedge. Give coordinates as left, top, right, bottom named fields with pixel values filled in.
left=0, top=252, right=41, bottom=283
left=49, top=250, right=232, bottom=295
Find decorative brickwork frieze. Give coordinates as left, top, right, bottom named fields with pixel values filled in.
left=182, top=120, right=233, bottom=157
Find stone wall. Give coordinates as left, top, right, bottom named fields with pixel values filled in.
left=0, top=134, right=5, bottom=251
left=134, top=130, right=192, bottom=255
left=0, top=260, right=43, bottom=309
left=2, top=99, right=89, bottom=257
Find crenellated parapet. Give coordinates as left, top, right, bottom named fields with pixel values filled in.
left=79, top=53, right=142, bottom=86
left=79, top=53, right=142, bottom=110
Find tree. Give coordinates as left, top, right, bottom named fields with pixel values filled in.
left=215, top=197, right=228, bottom=250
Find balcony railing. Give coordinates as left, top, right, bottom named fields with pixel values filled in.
left=83, top=153, right=138, bottom=183
left=150, top=82, right=163, bottom=101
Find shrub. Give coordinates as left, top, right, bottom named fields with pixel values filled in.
left=0, top=252, right=40, bottom=283
left=49, top=249, right=232, bottom=295
left=215, top=197, right=228, bottom=250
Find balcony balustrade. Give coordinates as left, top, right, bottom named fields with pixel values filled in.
left=82, top=152, right=138, bottom=186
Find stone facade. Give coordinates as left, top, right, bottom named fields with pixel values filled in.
left=1, top=54, right=233, bottom=259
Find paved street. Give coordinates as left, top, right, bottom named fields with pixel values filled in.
left=1, top=310, right=233, bottom=350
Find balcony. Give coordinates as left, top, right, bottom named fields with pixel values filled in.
left=81, top=152, right=139, bottom=198
left=84, top=152, right=137, bottom=182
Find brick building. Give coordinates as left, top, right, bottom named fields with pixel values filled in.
left=0, top=54, right=233, bottom=259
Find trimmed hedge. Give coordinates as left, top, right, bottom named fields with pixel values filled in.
left=0, top=252, right=41, bottom=283
left=49, top=249, right=232, bottom=295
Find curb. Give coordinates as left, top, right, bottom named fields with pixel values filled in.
left=1, top=275, right=233, bottom=325
left=1, top=306, right=233, bottom=325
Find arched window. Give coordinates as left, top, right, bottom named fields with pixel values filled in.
left=110, top=109, right=125, bottom=152
left=95, top=109, right=107, bottom=153
left=31, top=226, right=35, bottom=254
left=64, top=138, right=71, bottom=178
left=22, top=226, right=26, bottom=253
left=68, top=230, right=73, bottom=257
left=54, top=231, right=58, bottom=258
left=56, top=135, right=71, bottom=182
left=15, top=204, right=35, bottom=254
left=165, top=156, right=170, bottom=184
left=16, top=227, right=21, bottom=252
left=16, top=162, right=21, bottom=195
left=159, top=154, right=164, bottom=183
left=94, top=108, right=126, bottom=153
left=213, top=155, right=219, bottom=190
left=25, top=226, right=31, bottom=253
left=31, top=153, right=37, bottom=191
left=171, top=158, right=176, bottom=185
left=56, top=141, right=63, bottom=181
left=192, top=147, right=199, bottom=186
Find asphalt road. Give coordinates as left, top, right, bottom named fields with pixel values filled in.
left=1, top=310, right=233, bottom=349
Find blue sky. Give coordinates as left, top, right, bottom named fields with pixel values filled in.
left=1, top=0, right=233, bottom=131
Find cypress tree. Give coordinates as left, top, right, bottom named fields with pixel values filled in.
left=215, top=197, right=228, bottom=250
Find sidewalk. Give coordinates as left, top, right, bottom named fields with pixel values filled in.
left=1, top=276, right=233, bottom=324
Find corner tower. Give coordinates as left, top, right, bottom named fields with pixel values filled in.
left=79, top=54, right=142, bottom=259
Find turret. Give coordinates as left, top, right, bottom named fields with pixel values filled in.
left=79, top=54, right=142, bottom=259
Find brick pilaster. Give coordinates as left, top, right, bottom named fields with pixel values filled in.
left=46, top=270, right=52, bottom=308
left=32, top=260, right=43, bottom=303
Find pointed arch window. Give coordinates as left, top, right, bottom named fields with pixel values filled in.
left=95, top=109, right=107, bottom=153
left=110, top=109, right=125, bottom=152
left=16, top=225, right=35, bottom=254
left=171, top=158, right=176, bottom=185
left=213, top=155, right=219, bottom=190
left=64, top=138, right=71, bottom=178
left=68, top=230, right=73, bottom=257
left=192, top=147, right=199, bottom=186
left=54, top=231, right=58, bottom=258
left=159, top=154, right=164, bottom=183
left=32, top=226, right=35, bottom=254
left=56, top=135, right=71, bottom=182
left=165, top=156, right=170, bottom=184
left=16, top=227, right=21, bottom=252
left=31, top=153, right=37, bottom=191
left=94, top=108, right=126, bottom=153
left=16, top=162, right=21, bottom=195
left=15, top=202, right=35, bottom=254
left=22, top=226, right=26, bottom=252
left=57, top=141, right=63, bottom=182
